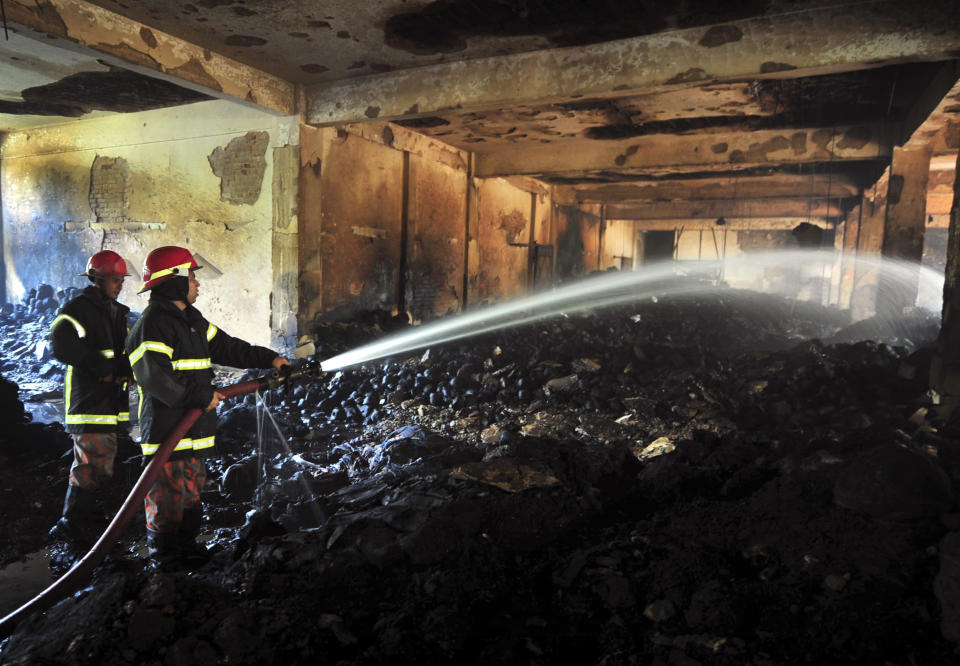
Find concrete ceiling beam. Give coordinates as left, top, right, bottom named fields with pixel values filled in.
left=607, top=199, right=843, bottom=220
left=306, top=0, right=960, bottom=126
left=501, top=176, right=552, bottom=196
left=339, top=122, right=471, bottom=172
left=7, top=0, right=295, bottom=115
left=475, top=124, right=894, bottom=178
left=573, top=174, right=861, bottom=202
left=619, top=217, right=832, bottom=231
left=902, top=61, right=960, bottom=149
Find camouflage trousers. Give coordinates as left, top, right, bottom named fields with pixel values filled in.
left=144, top=457, right=207, bottom=533
left=68, top=433, right=117, bottom=489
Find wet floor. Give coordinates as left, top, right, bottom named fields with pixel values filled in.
left=0, top=550, right=53, bottom=618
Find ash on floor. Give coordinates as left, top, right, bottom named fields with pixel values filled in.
left=1, top=289, right=958, bottom=665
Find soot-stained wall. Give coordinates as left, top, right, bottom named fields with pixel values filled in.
left=298, top=127, right=598, bottom=326
left=554, top=204, right=602, bottom=281
left=406, top=152, right=467, bottom=321
left=474, top=178, right=532, bottom=303
left=599, top=219, right=635, bottom=270
left=0, top=100, right=299, bottom=347
left=313, top=128, right=405, bottom=320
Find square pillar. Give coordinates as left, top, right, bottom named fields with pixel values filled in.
left=930, top=150, right=960, bottom=414
left=878, top=144, right=933, bottom=315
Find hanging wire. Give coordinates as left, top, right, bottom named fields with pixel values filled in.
left=1, top=0, right=8, bottom=40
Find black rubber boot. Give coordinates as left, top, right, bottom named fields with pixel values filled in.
left=146, top=529, right=181, bottom=570
left=178, top=505, right=211, bottom=565
left=49, top=485, right=101, bottom=549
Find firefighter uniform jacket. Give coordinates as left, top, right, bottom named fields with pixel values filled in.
left=126, top=298, right=276, bottom=459
left=50, top=285, right=132, bottom=434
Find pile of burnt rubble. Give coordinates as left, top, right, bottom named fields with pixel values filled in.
left=0, top=285, right=80, bottom=392
left=3, top=288, right=960, bottom=665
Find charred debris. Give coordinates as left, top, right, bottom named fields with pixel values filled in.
left=2, top=283, right=960, bottom=665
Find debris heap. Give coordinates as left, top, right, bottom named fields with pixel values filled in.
left=2, top=289, right=958, bottom=665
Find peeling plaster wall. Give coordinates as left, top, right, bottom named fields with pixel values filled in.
left=0, top=100, right=299, bottom=347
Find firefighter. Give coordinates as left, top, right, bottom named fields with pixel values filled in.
left=126, top=245, right=289, bottom=566
left=49, top=250, right=133, bottom=547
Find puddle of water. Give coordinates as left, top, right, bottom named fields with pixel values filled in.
left=0, top=550, right=54, bottom=618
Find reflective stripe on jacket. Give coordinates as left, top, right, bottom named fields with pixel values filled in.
left=126, top=298, right=277, bottom=459
left=50, top=286, right=131, bottom=434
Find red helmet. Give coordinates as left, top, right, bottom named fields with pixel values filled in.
left=139, top=246, right=202, bottom=293
left=80, top=250, right=129, bottom=279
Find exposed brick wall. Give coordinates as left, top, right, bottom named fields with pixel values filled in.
left=88, top=155, right=130, bottom=225
left=208, top=131, right=269, bottom=205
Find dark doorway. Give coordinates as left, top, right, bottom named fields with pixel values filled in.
left=643, top=230, right=675, bottom=263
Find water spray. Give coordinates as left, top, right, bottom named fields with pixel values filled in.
left=1, top=250, right=944, bottom=640
left=320, top=250, right=945, bottom=372
left=252, top=390, right=327, bottom=526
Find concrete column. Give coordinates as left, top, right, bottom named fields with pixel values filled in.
left=834, top=202, right=862, bottom=311
left=297, top=124, right=327, bottom=331
left=462, top=154, right=476, bottom=310
left=829, top=216, right=846, bottom=306
left=850, top=181, right=888, bottom=321
left=271, top=144, right=300, bottom=351
left=930, top=150, right=960, bottom=415
left=879, top=145, right=933, bottom=315
left=465, top=165, right=480, bottom=307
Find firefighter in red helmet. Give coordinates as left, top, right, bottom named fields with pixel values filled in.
left=49, top=250, right=133, bottom=548
left=126, top=245, right=289, bottom=567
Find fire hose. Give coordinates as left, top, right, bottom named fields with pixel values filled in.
left=0, top=361, right=322, bottom=640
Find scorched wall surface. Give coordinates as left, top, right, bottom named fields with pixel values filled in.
left=0, top=100, right=299, bottom=346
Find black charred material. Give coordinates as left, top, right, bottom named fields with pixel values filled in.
left=383, top=0, right=766, bottom=55
left=0, top=284, right=69, bottom=388
left=0, top=67, right=211, bottom=117
left=1, top=290, right=957, bottom=664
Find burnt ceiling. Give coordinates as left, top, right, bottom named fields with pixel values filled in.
left=393, top=61, right=950, bottom=192
left=401, top=63, right=946, bottom=145
left=382, top=0, right=769, bottom=55
left=75, top=0, right=808, bottom=84
left=0, top=65, right=211, bottom=117
left=1, top=0, right=959, bottom=227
